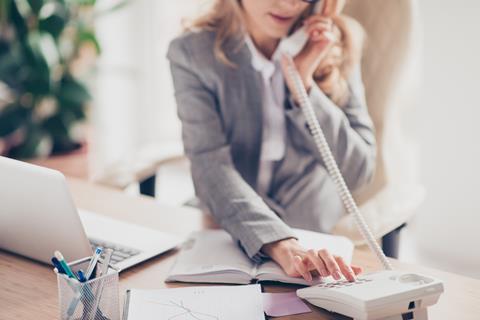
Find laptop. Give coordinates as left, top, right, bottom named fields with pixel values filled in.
left=0, top=156, right=183, bottom=271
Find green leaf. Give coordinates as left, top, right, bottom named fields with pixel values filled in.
left=0, top=42, right=25, bottom=86
left=95, top=0, right=130, bottom=17
left=42, top=111, right=82, bottom=154
left=23, top=31, right=51, bottom=94
left=9, top=123, right=52, bottom=158
left=26, top=0, right=43, bottom=14
left=66, top=0, right=96, bottom=6
left=57, top=75, right=90, bottom=110
left=14, top=0, right=34, bottom=19
left=38, top=3, right=68, bottom=39
left=78, top=29, right=100, bottom=54
left=0, top=0, right=11, bottom=25
left=42, top=112, right=69, bottom=137
left=37, top=32, right=59, bottom=67
left=10, top=0, right=29, bottom=39
left=0, top=103, right=29, bottom=137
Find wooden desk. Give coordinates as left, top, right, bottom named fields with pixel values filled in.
left=1, top=178, right=479, bottom=319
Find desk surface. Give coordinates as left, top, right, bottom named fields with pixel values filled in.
left=1, top=178, right=479, bottom=320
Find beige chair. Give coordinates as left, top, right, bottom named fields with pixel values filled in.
left=333, top=0, right=424, bottom=252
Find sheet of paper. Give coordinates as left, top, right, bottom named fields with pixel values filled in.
left=126, top=284, right=264, bottom=320
left=262, top=292, right=311, bottom=317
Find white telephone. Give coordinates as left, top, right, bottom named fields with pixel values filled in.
left=283, top=2, right=444, bottom=319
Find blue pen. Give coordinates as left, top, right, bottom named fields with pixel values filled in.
left=53, top=254, right=82, bottom=317
left=54, top=251, right=78, bottom=280
left=85, top=247, right=103, bottom=280
left=77, top=269, right=87, bottom=282
left=51, top=257, right=66, bottom=274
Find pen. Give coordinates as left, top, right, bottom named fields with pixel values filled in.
left=85, top=247, right=103, bottom=280
left=99, top=249, right=113, bottom=277
left=54, top=266, right=82, bottom=318
left=51, top=257, right=66, bottom=274
left=77, top=269, right=87, bottom=283
left=89, top=248, right=114, bottom=320
left=54, top=251, right=78, bottom=280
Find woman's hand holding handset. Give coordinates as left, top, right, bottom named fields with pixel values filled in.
left=262, top=238, right=362, bottom=283
left=282, top=0, right=340, bottom=101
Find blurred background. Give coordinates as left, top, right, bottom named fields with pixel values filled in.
left=1, top=0, right=479, bottom=279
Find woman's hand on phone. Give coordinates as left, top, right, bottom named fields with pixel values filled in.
left=261, top=238, right=362, bottom=282
left=282, top=14, right=337, bottom=98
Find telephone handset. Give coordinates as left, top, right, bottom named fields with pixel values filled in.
left=279, top=0, right=342, bottom=59
left=283, top=44, right=444, bottom=320
left=279, top=0, right=329, bottom=56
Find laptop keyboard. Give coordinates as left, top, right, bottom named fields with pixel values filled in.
left=89, top=238, right=141, bottom=265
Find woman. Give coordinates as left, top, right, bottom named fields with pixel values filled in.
left=167, top=0, right=375, bottom=282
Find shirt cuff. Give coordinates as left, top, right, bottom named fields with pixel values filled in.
left=250, top=250, right=270, bottom=264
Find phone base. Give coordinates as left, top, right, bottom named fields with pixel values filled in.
left=353, top=307, right=428, bottom=320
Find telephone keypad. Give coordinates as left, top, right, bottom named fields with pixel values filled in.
left=315, top=277, right=373, bottom=289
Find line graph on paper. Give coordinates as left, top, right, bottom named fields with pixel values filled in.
left=144, top=299, right=220, bottom=320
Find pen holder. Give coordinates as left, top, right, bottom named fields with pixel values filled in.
left=56, top=257, right=120, bottom=320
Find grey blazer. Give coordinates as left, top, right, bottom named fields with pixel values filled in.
left=167, top=30, right=376, bottom=261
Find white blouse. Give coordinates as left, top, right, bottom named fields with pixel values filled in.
left=244, top=36, right=287, bottom=196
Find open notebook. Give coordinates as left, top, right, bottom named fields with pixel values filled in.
left=166, top=228, right=353, bottom=286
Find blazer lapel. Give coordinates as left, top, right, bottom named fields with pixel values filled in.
left=225, top=42, right=264, bottom=189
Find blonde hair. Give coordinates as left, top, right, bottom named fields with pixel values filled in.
left=183, top=0, right=246, bottom=67
left=315, top=14, right=366, bottom=106
left=185, top=0, right=365, bottom=106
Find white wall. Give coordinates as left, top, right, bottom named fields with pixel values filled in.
left=91, top=0, right=210, bottom=175
left=401, top=0, right=480, bottom=279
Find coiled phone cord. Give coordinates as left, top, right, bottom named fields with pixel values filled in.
left=284, top=55, right=393, bottom=271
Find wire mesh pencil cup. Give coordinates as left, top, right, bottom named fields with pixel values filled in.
left=56, top=256, right=120, bottom=320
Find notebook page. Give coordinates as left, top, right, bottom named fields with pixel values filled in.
left=166, top=230, right=254, bottom=283
left=125, top=285, right=264, bottom=320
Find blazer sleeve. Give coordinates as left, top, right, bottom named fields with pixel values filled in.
left=285, top=65, right=377, bottom=192
left=167, top=38, right=295, bottom=261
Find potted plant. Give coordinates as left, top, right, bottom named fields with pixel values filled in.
left=0, top=0, right=127, bottom=158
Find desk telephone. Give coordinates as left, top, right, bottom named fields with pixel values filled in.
left=284, top=52, right=444, bottom=320
left=283, top=2, right=444, bottom=318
